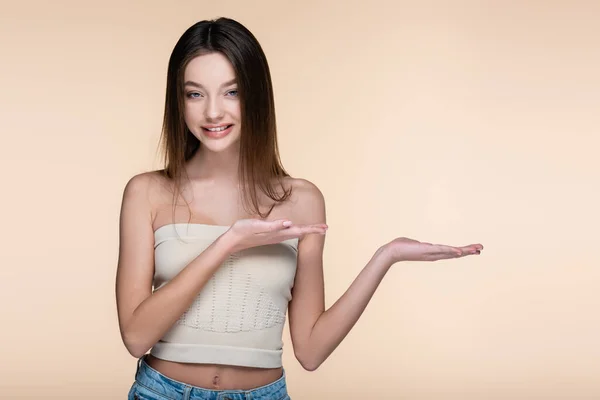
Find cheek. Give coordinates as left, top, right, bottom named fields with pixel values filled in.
left=183, top=102, right=202, bottom=124
left=227, top=102, right=242, bottom=121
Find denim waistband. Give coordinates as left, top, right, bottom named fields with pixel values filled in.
left=134, top=355, right=288, bottom=400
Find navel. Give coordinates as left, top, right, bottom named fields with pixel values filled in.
left=211, top=374, right=220, bottom=389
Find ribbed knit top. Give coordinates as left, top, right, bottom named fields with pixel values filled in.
left=149, top=223, right=299, bottom=368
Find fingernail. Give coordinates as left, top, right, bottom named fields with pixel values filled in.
left=283, top=221, right=292, bottom=227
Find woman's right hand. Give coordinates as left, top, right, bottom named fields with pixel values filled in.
left=223, top=218, right=328, bottom=253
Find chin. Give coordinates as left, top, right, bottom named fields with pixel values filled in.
left=198, top=135, right=241, bottom=153
left=202, top=142, right=237, bottom=153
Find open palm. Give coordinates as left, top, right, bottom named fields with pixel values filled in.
left=384, top=237, right=483, bottom=263
left=227, top=218, right=328, bottom=252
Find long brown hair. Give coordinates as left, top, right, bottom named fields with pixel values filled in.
left=159, top=17, right=292, bottom=220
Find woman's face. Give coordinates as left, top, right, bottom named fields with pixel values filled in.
left=183, top=52, right=242, bottom=153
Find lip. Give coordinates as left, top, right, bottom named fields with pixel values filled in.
left=202, top=124, right=232, bottom=128
left=202, top=124, right=233, bottom=139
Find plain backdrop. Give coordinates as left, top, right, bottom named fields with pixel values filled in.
left=1, top=1, right=599, bottom=399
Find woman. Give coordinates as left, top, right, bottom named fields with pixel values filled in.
left=115, top=17, right=483, bottom=400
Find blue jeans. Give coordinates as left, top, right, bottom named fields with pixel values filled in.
left=128, top=355, right=291, bottom=400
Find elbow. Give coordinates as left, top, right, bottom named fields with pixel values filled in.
left=127, top=346, right=148, bottom=360
left=122, top=331, right=150, bottom=359
left=299, top=358, right=322, bottom=372
left=301, top=361, right=321, bottom=372
left=295, top=350, right=323, bottom=372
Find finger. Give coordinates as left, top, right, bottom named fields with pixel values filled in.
left=431, top=244, right=463, bottom=256
left=458, top=244, right=483, bottom=254
left=293, top=223, right=328, bottom=229
left=274, top=219, right=293, bottom=229
left=428, top=253, right=464, bottom=261
left=307, top=223, right=328, bottom=231
left=252, top=219, right=292, bottom=234
left=288, top=225, right=328, bottom=236
left=304, top=227, right=328, bottom=236
left=462, top=243, right=483, bottom=250
left=286, top=222, right=328, bottom=230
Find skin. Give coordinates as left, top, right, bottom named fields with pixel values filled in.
left=115, top=52, right=484, bottom=391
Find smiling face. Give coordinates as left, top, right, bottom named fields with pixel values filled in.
left=183, top=52, right=242, bottom=153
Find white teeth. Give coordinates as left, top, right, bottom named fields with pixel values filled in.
left=206, top=126, right=228, bottom=132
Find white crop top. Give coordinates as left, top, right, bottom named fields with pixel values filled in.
left=150, top=223, right=299, bottom=368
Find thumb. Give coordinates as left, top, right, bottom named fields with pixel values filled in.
left=255, top=218, right=292, bottom=232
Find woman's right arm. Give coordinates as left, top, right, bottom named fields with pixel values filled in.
left=115, top=174, right=328, bottom=358
left=115, top=174, right=235, bottom=358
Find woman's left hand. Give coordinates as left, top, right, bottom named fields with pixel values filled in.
left=381, top=237, right=483, bottom=264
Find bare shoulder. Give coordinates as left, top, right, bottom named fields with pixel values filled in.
left=281, top=177, right=326, bottom=225
left=123, top=170, right=170, bottom=193
left=121, top=170, right=172, bottom=214
left=288, top=177, right=325, bottom=203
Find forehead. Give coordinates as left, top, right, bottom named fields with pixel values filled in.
left=184, top=52, right=236, bottom=85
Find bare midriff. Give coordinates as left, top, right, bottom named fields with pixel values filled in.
left=145, top=354, right=284, bottom=390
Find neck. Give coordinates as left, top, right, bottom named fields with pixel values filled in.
left=186, top=144, right=241, bottom=185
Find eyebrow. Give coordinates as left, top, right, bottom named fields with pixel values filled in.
left=184, top=79, right=237, bottom=89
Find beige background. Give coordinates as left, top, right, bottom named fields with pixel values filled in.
left=1, top=0, right=599, bottom=399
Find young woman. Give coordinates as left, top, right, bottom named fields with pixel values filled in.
left=115, top=17, right=483, bottom=400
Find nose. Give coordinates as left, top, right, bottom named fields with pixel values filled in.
left=204, top=96, right=224, bottom=121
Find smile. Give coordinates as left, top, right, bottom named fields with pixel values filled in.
left=202, top=124, right=234, bottom=138
left=203, top=125, right=232, bottom=132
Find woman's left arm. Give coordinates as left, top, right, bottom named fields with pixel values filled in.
left=288, top=181, right=483, bottom=371
left=288, top=180, right=393, bottom=372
